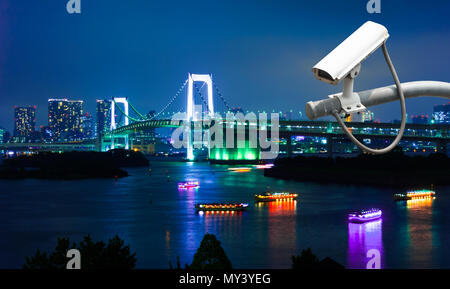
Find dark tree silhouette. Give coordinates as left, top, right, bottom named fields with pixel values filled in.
left=23, top=234, right=136, bottom=269
left=189, top=233, right=232, bottom=270
left=291, top=248, right=320, bottom=269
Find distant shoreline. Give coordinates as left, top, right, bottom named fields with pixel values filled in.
left=264, top=152, right=450, bottom=187
left=0, top=149, right=148, bottom=180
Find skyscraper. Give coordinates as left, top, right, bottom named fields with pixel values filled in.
left=96, top=99, right=111, bottom=136
left=81, top=112, right=94, bottom=139
left=48, top=99, right=84, bottom=141
left=14, top=106, right=36, bottom=141
left=432, top=102, right=450, bottom=124
left=361, top=110, right=374, bottom=123
left=411, top=114, right=429, bottom=124
left=0, top=127, right=6, bottom=144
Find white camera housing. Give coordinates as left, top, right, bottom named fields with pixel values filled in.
left=312, top=21, right=389, bottom=113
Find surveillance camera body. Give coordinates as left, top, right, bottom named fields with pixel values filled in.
left=312, top=21, right=389, bottom=85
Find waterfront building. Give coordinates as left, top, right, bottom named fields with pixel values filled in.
left=0, top=127, right=6, bottom=144
left=48, top=99, right=84, bottom=141
left=432, top=102, right=450, bottom=124
left=39, top=125, right=52, bottom=142
left=361, top=110, right=374, bottom=123
left=411, top=114, right=429, bottom=124
left=13, top=106, right=36, bottom=142
left=96, top=99, right=112, bottom=136
left=81, top=112, right=94, bottom=139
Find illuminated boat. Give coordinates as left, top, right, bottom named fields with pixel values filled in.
left=195, top=203, right=249, bottom=212
left=394, top=189, right=435, bottom=201
left=254, top=192, right=298, bottom=202
left=178, top=181, right=200, bottom=189
left=348, top=208, right=382, bottom=223
left=254, top=164, right=274, bottom=169
left=228, top=167, right=252, bottom=172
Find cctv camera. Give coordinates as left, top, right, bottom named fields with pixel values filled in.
left=312, top=21, right=389, bottom=85
left=312, top=21, right=389, bottom=114
left=308, top=21, right=409, bottom=155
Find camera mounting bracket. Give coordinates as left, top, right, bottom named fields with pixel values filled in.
left=329, top=64, right=366, bottom=114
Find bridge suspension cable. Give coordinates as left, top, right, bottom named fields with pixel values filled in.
left=112, top=99, right=142, bottom=123
left=128, top=102, right=149, bottom=121
left=148, top=79, right=188, bottom=120
left=194, top=82, right=210, bottom=115
left=212, top=79, right=231, bottom=112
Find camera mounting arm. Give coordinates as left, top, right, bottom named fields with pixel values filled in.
left=305, top=81, right=450, bottom=120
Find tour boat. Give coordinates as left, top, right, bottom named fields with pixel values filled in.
left=348, top=208, right=382, bottom=223
left=228, top=167, right=252, bottom=172
left=254, top=192, right=298, bottom=202
left=195, top=203, right=249, bottom=212
left=394, top=189, right=435, bottom=201
left=178, top=181, right=200, bottom=189
left=254, top=164, right=274, bottom=169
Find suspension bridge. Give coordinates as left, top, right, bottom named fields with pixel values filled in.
left=100, top=73, right=450, bottom=160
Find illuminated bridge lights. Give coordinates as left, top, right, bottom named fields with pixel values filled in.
left=210, top=147, right=260, bottom=161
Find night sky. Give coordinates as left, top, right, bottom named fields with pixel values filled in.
left=1, top=0, right=450, bottom=131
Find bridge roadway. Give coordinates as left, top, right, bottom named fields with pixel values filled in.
left=110, top=119, right=449, bottom=140
left=2, top=121, right=448, bottom=154
left=0, top=140, right=96, bottom=152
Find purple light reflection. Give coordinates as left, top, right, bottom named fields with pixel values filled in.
left=347, top=219, right=384, bottom=269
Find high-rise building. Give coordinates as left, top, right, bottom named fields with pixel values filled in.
left=39, top=125, right=52, bottom=142
left=411, top=114, right=429, bottom=124
left=432, top=102, right=450, bottom=124
left=48, top=99, right=84, bottom=141
left=96, top=99, right=111, bottom=136
left=13, top=106, right=36, bottom=141
left=361, top=110, right=374, bottom=123
left=0, top=127, right=6, bottom=144
left=81, top=112, right=94, bottom=139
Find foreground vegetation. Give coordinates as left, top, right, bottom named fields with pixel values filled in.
left=24, top=234, right=136, bottom=269
left=24, top=233, right=342, bottom=270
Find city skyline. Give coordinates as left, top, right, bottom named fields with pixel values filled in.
left=2, top=98, right=450, bottom=142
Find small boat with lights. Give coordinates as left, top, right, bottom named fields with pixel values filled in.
left=254, top=192, right=298, bottom=202
left=348, top=208, right=382, bottom=223
left=178, top=181, right=200, bottom=189
left=195, top=203, right=249, bottom=212
left=228, top=167, right=252, bottom=173
left=394, top=189, right=435, bottom=201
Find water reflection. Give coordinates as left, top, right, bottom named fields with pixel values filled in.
left=199, top=211, right=244, bottom=237
left=256, top=199, right=297, bottom=215
left=348, top=219, right=384, bottom=269
left=256, top=200, right=297, bottom=264
left=406, top=198, right=433, bottom=209
left=405, top=198, right=434, bottom=268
